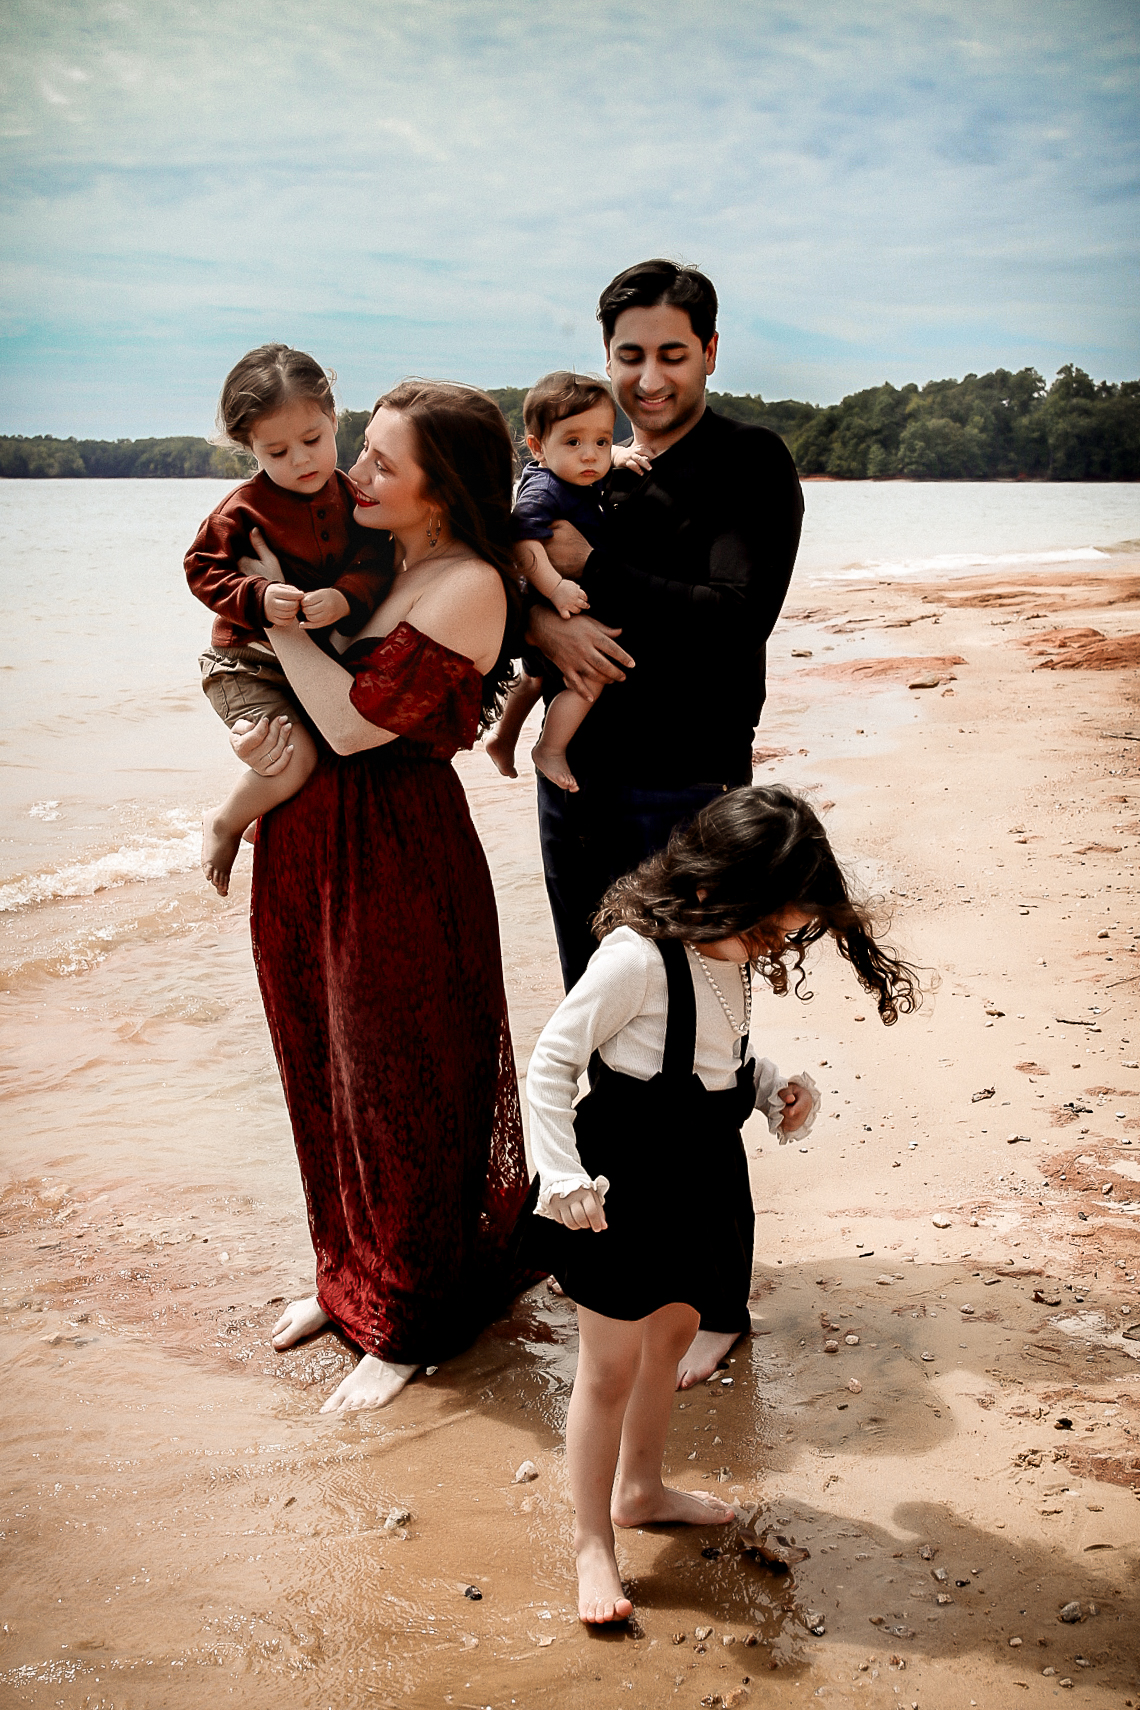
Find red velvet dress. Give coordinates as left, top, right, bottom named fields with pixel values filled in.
left=250, top=622, right=530, bottom=1365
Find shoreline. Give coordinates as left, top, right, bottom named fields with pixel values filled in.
left=1, top=554, right=1138, bottom=1707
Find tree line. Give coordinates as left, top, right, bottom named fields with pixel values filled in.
left=3, top=366, right=1137, bottom=481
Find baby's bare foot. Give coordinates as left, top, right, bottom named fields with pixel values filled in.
left=272, top=1296, right=330, bottom=1350
left=611, top=1485, right=735, bottom=1529
left=201, top=809, right=243, bottom=897
left=484, top=734, right=519, bottom=779
left=320, top=1354, right=417, bottom=1414
left=575, top=1536, right=633, bottom=1624
left=531, top=740, right=578, bottom=793
left=676, top=1328, right=739, bottom=1390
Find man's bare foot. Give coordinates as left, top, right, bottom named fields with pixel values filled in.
left=575, top=1536, right=633, bottom=1624
left=320, top=1353, right=417, bottom=1414
left=676, top=1328, right=740, bottom=1390
left=611, top=1484, right=735, bottom=1529
left=531, top=739, right=578, bottom=792
left=484, top=733, right=519, bottom=779
left=201, top=809, right=243, bottom=897
left=272, top=1296, right=330, bottom=1350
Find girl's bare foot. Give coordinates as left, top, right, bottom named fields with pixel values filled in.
left=531, top=739, right=578, bottom=793
left=676, top=1328, right=739, bottom=1390
left=611, top=1484, right=735, bottom=1528
left=201, top=809, right=243, bottom=897
left=272, top=1295, right=330, bottom=1349
left=484, top=733, right=519, bottom=778
left=575, top=1536, right=633, bottom=1624
left=320, top=1354, right=417, bottom=1414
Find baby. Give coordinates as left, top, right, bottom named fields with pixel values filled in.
left=186, top=343, right=393, bottom=895
left=485, top=372, right=646, bottom=792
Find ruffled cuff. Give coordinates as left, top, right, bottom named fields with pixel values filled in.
left=764, top=1071, right=822, bottom=1146
left=534, top=1174, right=612, bottom=1220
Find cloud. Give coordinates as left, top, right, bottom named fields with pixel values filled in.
left=0, top=0, right=1136, bottom=434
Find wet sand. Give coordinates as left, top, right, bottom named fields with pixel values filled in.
left=3, top=555, right=1139, bottom=1708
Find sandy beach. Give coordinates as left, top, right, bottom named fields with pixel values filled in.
left=2, top=545, right=1139, bottom=1709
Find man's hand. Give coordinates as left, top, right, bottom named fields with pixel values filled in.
left=779, top=1083, right=815, bottom=1135
left=546, top=519, right=593, bottom=576
left=527, top=607, right=634, bottom=701
left=547, top=1185, right=608, bottom=1232
left=230, top=714, right=294, bottom=777
left=300, top=587, right=351, bottom=629
left=263, top=584, right=304, bottom=625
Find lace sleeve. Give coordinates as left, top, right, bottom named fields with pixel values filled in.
left=347, top=621, right=483, bottom=747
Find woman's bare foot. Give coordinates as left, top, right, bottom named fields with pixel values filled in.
left=201, top=809, right=243, bottom=897
left=320, top=1354, right=417, bottom=1414
left=484, top=733, right=519, bottom=779
left=611, top=1483, right=736, bottom=1529
left=575, top=1536, right=633, bottom=1624
left=531, top=738, right=578, bottom=793
left=272, top=1296, right=330, bottom=1350
left=676, top=1328, right=739, bottom=1390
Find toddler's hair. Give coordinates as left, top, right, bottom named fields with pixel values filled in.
left=522, top=372, right=615, bottom=444
left=216, top=343, right=336, bottom=447
left=593, top=785, right=920, bottom=1025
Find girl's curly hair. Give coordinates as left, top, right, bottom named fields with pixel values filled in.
left=592, top=784, right=920, bottom=1025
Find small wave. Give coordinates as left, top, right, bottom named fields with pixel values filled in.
left=827, top=545, right=1110, bottom=581
left=0, top=814, right=201, bottom=913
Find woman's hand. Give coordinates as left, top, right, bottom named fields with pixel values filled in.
left=526, top=607, right=634, bottom=701
left=779, top=1083, right=815, bottom=1135
left=230, top=714, right=295, bottom=777
left=547, top=1185, right=608, bottom=1232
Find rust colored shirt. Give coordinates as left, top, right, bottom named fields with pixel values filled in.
left=185, top=468, right=394, bottom=650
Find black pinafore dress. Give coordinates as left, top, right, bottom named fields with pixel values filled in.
left=532, top=938, right=757, bottom=1331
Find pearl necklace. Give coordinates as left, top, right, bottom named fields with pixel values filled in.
left=691, top=948, right=752, bottom=1036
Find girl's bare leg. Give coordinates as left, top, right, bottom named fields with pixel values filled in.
left=485, top=674, right=544, bottom=778
left=568, top=1306, right=643, bottom=1623
left=611, top=1304, right=736, bottom=1526
left=531, top=685, right=597, bottom=793
left=202, top=722, right=318, bottom=896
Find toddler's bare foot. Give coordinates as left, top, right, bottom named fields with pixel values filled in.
left=272, top=1296, right=330, bottom=1350
left=320, top=1354, right=417, bottom=1414
left=201, top=809, right=243, bottom=897
left=531, top=739, right=578, bottom=793
left=484, top=733, right=519, bottom=779
left=611, top=1484, right=735, bottom=1529
left=575, top=1536, right=633, bottom=1624
left=677, top=1328, right=740, bottom=1390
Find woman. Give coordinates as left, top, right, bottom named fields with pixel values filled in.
left=233, top=381, right=530, bottom=1413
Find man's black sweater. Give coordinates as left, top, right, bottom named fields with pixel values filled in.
left=566, top=406, right=804, bottom=787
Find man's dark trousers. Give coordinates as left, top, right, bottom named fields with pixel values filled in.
left=537, top=775, right=745, bottom=991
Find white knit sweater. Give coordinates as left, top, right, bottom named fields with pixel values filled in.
left=526, top=927, right=820, bottom=1216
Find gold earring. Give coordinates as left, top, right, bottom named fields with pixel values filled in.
left=426, top=510, right=441, bottom=549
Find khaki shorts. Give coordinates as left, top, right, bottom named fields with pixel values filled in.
left=199, top=646, right=302, bottom=732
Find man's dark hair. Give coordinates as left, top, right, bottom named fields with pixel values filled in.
left=597, top=259, right=718, bottom=350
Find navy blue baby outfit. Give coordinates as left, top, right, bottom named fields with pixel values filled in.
left=514, top=462, right=608, bottom=548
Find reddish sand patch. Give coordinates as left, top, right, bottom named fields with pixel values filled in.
left=805, top=653, right=965, bottom=683
left=1014, top=627, right=1140, bottom=670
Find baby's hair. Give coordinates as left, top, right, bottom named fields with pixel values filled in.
left=522, top=372, right=615, bottom=444
left=593, top=785, right=920, bottom=1025
left=216, top=343, right=336, bottom=448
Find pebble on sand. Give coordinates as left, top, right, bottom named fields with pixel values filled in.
left=845, top=1334, right=860, bottom=1345
left=1059, top=1601, right=1082, bottom=1623
left=932, top=1214, right=952, bottom=1228
left=824, top=1339, right=840, bottom=1352
left=513, top=1460, right=539, bottom=1483
left=384, top=1505, right=412, bottom=1532
left=848, top=1379, right=862, bottom=1393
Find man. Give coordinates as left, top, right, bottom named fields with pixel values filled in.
left=525, top=258, right=804, bottom=1386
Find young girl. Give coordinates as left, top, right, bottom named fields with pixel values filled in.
left=525, top=785, right=919, bottom=1624
left=186, top=343, right=394, bottom=895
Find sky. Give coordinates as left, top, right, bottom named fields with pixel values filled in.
left=1, top=0, right=1138, bottom=438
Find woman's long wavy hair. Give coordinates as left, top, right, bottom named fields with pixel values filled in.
left=593, top=785, right=920, bottom=1024
left=373, top=379, right=522, bottom=729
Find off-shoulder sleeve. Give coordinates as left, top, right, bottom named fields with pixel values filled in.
left=348, top=621, right=484, bottom=747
